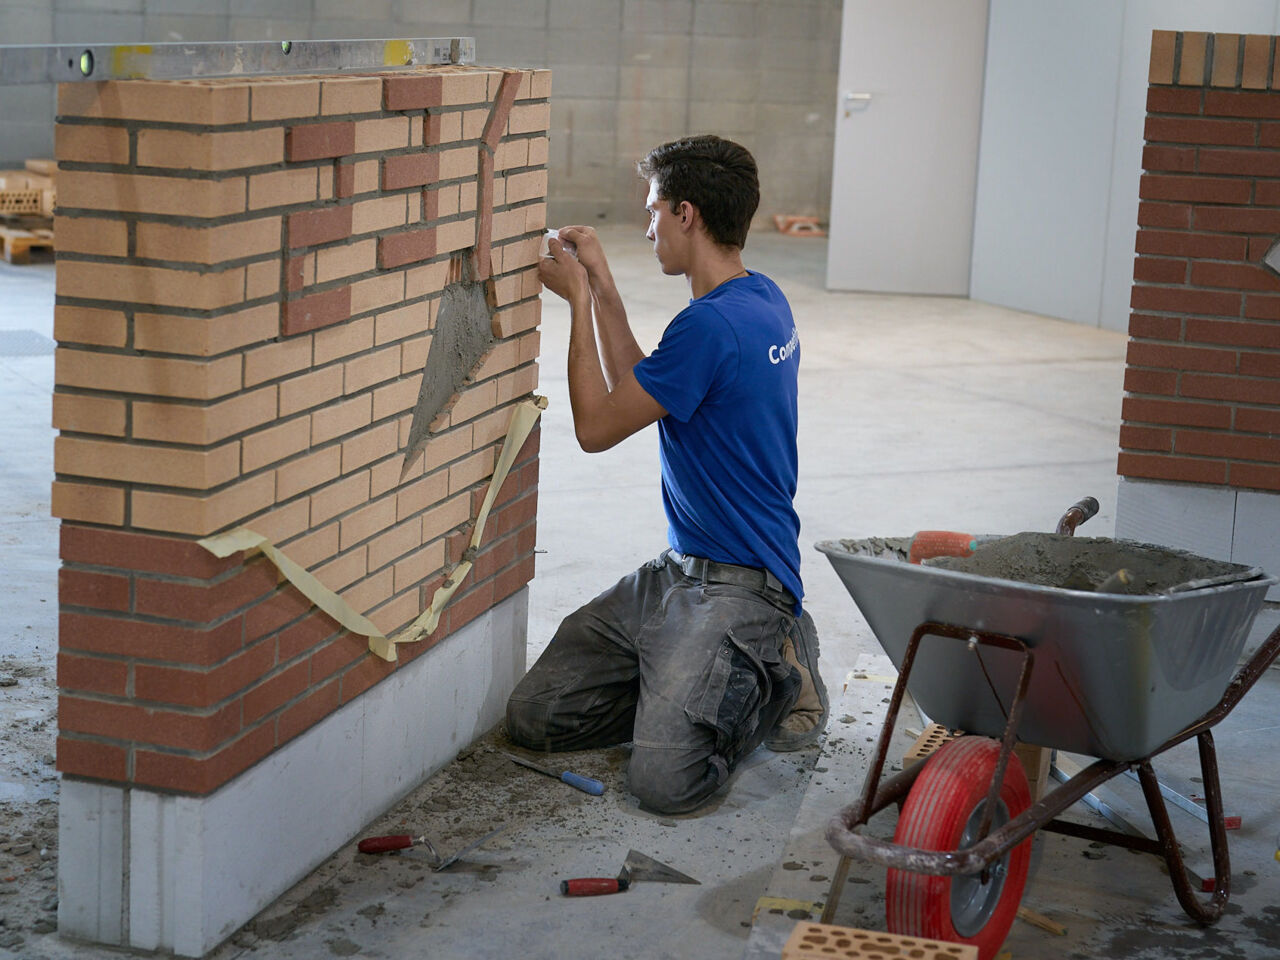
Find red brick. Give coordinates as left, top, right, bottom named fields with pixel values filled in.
left=1138, top=202, right=1192, bottom=229
left=495, top=490, right=537, bottom=538
left=1177, top=430, right=1280, bottom=461
left=278, top=609, right=340, bottom=661
left=1204, top=89, right=1280, bottom=120
left=287, top=121, right=356, bottom=161
left=278, top=678, right=340, bottom=744
left=470, top=535, right=516, bottom=583
left=133, top=723, right=276, bottom=794
left=1144, top=116, right=1255, bottom=147
left=133, top=559, right=278, bottom=622
left=337, top=653, right=397, bottom=704
left=1126, top=341, right=1236, bottom=373
left=384, top=74, right=443, bottom=110
left=133, top=639, right=276, bottom=708
left=1191, top=261, right=1280, bottom=292
left=59, top=695, right=240, bottom=752
left=1117, top=452, right=1227, bottom=484
left=378, top=227, right=437, bottom=268
left=1181, top=373, right=1280, bottom=404
left=287, top=205, right=353, bottom=248
left=282, top=284, right=352, bottom=336
left=1123, top=396, right=1233, bottom=429
left=336, top=160, right=356, bottom=198
left=1254, top=181, right=1280, bottom=206
left=444, top=579, right=494, bottom=635
left=310, top=632, right=367, bottom=683
left=59, top=611, right=243, bottom=664
left=1195, top=206, right=1280, bottom=234
left=515, top=521, right=537, bottom=557
left=1198, top=147, right=1280, bottom=177
left=1142, top=145, right=1196, bottom=172
left=57, top=737, right=127, bottom=782
left=57, top=652, right=128, bottom=696
left=493, top=553, right=535, bottom=604
left=1259, top=123, right=1280, bottom=148
left=1133, top=256, right=1186, bottom=284
left=1139, top=174, right=1251, bottom=205
left=244, top=587, right=313, bottom=642
left=1128, top=313, right=1183, bottom=339
left=382, top=152, right=440, bottom=190
left=1134, top=230, right=1248, bottom=261
left=1124, top=368, right=1178, bottom=395
left=1230, top=461, right=1280, bottom=491
left=1240, top=351, right=1280, bottom=376
left=1186, top=317, right=1280, bottom=347
left=1146, top=87, right=1203, bottom=115
left=1244, top=295, right=1280, bottom=320
left=59, top=568, right=130, bottom=612
left=1130, top=286, right=1242, bottom=316
left=243, top=661, right=310, bottom=724
left=1236, top=406, right=1280, bottom=433
left=60, top=525, right=238, bottom=578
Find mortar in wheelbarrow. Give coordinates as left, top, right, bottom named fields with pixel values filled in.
left=817, top=533, right=1275, bottom=761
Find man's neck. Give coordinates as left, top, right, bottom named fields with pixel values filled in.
left=686, top=243, right=747, bottom=299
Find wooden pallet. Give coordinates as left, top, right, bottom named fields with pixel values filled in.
left=1, top=225, right=54, bottom=264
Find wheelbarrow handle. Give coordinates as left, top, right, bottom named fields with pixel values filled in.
left=1056, top=497, right=1099, bottom=536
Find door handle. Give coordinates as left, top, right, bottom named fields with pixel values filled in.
left=843, top=92, right=872, bottom=117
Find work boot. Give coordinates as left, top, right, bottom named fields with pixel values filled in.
left=765, top=611, right=828, bottom=751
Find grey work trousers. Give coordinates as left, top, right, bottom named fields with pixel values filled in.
left=505, top=550, right=801, bottom=814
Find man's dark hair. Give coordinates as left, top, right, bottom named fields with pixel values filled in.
left=637, top=135, right=760, bottom=249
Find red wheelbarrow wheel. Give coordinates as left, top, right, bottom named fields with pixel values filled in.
left=886, top=736, right=1032, bottom=960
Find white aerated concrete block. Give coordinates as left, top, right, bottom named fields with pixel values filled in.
left=57, top=779, right=125, bottom=944
left=1114, top=478, right=1235, bottom=560
left=1233, top=490, right=1280, bottom=600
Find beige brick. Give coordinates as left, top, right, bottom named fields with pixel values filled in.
left=135, top=216, right=283, bottom=265
left=315, top=545, right=368, bottom=592
left=55, top=435, right=240, bottom=489
left=339, top=496, right=397, bottom=551
left=242, top=416, right=311, bottom=473
left=371, top=455, right=410, bottom=497
left=373, top=587, right=422, bottom=633
left=276, top=448, right=343, bottom=504
left=491, top=208, right=527, bottom=243
left=421, top=491, right=471, bottom=541
left=407, top=190, right=422, bottom=224
left=375, top=302, right=431, bottom=345
left=462, top=108, right=488, bottom=140
left=315, top=238, right=376, bottom=284
left=248, top=167, right=317, bottom=210
left=430, top=183, right=461, bottom=218
left=436, top=217, right=476, bottom=256
left=56, top=169, right=246, bottom=217
left=471, top=406, right=511, bottom=448
left=342, top=567, right=393, bottom=619
left=314, top=315, right=374, bottom=366
left=459, top=180, right=478, bottom=212
left=57, top=80, right=250, bottom=125
left=54, top=124, right=129, bottom=164
left=372, top=375, right=421, bottom=423
left=55, top=349, right=241, bottom=400
left=321, top=76, right=383, bottom=115
left=449, top=447, right=495, bottom=494
left=527, top=136, right=549, bottom=166
left=58, top=260, right=248, bottom=311
left=53, top=393, right=127, bottom=437
left=276, top=445, right=342, bottom=501
left=514, top=70, right=533, bottom=101
left=495, top=138, right=529, bottom=172
left=312, top=394, right=372, bottom=445
left=409, top=115, right=423, bottom=144
left=342, top=420, right=399, bottom=474
left=136, top=128, right=284, bottom=171
left=280, top=364, right=343, bottom=417
left=491, top=299, right=539, bottom=340
left=53, top=216, right=128, bottom=257
left=249, top=498, right=310, bottom=546
left=422, top=423, right=473, bottom=469
left=504, top=169, right=548, bottom=205
left=345, top=344, right=402, bottom=395
left=348, top=158, right=380, bottom=196
left=131, top=471, right=275, bottom=536
left=245, top=336, right=313, bottom=387
left=134, top=302, right=279, bottom=357
left=51, top=480, right=125, bottom=525
left=53, top=305, right=128, bottom=348
left=351, top=194, right=408, bottom=235
left=396, top=471, right=448, bottom=521
left=310, top=469, right=371, bottom=525
left=499, top=235, right=540, bottom=272
left=365, top=515, right=422, bottom=573
left=508, top=102, right=550, bottom=135
left=438, top=146, right=479, bottom=181
left=520, top=267, right=542, bottom=300
left=392, top=539, right=445, bottom=593
left=405, top=260, right=449, bottom=300
left=319, top=169, right=333, bottom=202
left=530, top=70, right=551, bottom=99
left=400, top=333, right=431, bottom=375
left=251, top=79, right=320, bottom=121
left=491, top=175, right=507, bottom=207
left=430, top=110, right=463, bottom=144
left=497, top=364, right=539, bottom=403
left=441, top=71, right=491, bottom=106
left=283, top=521, right=338, bottom=570
left=472, top=338, right=520, bottom=382
left=246, top=257, right=281, bottom=300
left=518, top=329, right=540, bottom=363
left=132, top=385, right=278, bottom=445
left=353, top=116, right=410, bottom=154
left=446, top=380, right=498, bottom=426
left=350, top=271, right=405, bottom=316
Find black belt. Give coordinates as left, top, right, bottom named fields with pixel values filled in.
left=665, top=549, right=795, bottom=607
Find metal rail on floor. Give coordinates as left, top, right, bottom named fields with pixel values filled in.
left=0, top=38, right=475, bottom=84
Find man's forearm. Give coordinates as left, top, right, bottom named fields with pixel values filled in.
left=566, top=288, right=612, bottom=446
left=587, top=270, right=644, bottom=389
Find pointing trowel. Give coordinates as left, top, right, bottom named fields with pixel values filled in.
left=561, top=849, right=700, bottom=896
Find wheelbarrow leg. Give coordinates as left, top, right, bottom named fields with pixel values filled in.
left=1135, top=730, right=1230, bottom=923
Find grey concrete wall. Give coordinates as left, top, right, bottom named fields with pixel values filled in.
left=0, top=0, right=841, bottom=230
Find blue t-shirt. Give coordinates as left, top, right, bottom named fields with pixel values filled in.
left=633, top=271, right=803, bottom=611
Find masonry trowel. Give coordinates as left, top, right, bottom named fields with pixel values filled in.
left=561, top=849, right=700, bottom=896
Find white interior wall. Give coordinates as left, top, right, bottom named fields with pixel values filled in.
left=973, top=0, right=1280, bottom=331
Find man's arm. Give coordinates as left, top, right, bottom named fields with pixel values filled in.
left=540, top=238, right=667, bottom=453
left=557, top=225, right=645, bottom=389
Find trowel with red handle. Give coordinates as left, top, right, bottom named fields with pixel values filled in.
left=561, top=849, right=700, bottom=896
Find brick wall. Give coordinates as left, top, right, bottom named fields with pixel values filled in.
left=1122, top=31, right=1280, bottom=493
left=52, top=66, right=548, bottom=796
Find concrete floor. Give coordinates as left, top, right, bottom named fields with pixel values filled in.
left=2, top=226, right=1278, bottom=959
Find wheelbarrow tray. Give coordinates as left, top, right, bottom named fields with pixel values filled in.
left=816, top=535, right=1275, bottom=761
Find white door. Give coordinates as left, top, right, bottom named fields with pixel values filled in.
left=826, top=0, right=990, bottom=295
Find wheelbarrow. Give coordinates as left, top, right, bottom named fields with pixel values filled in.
left=814, top=498, right=1279, bottom=960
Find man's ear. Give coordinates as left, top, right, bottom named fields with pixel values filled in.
left=678, top=200, right=698, bottom=233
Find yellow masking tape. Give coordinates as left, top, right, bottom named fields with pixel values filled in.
left=199, top=396, right=547, bottom=663
left=383, top=39, right=413, bottom=66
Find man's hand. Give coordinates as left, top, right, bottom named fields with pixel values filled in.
left=557, top=225, right=609, bottom=280
left=538, top=236, right=589, bottom=302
